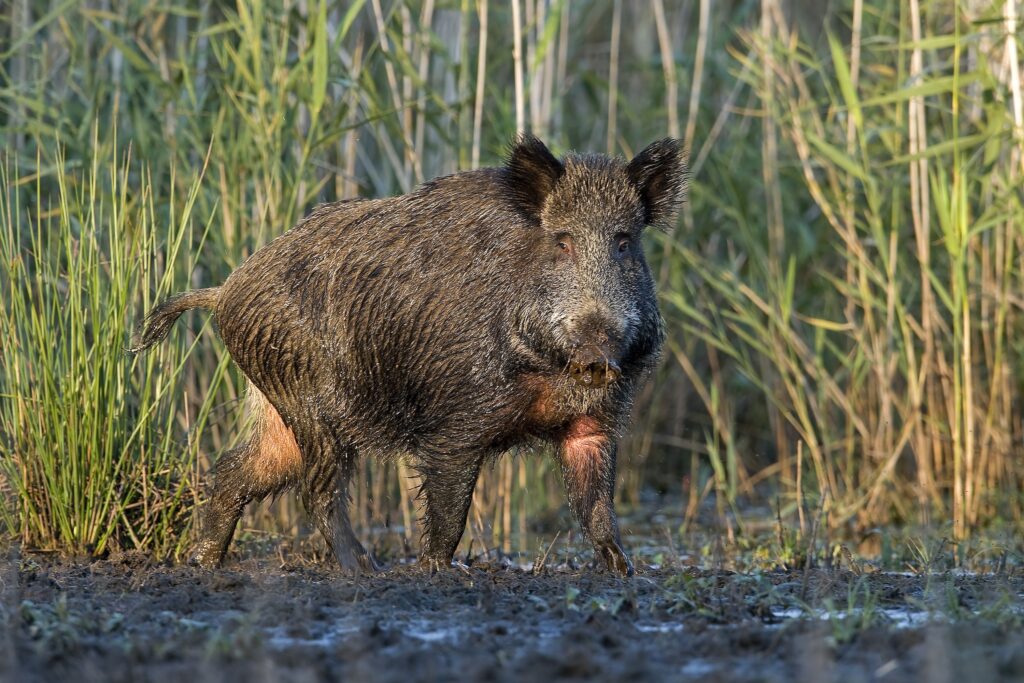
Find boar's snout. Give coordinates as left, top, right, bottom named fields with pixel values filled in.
left=568, top=345, right=621, bottom=388
left=564, top=311, right=626, bottom=388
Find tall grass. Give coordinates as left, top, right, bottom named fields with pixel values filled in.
left=664, top=0, right=1024, bottom=538
left=2, top=0, right=1024, bottom=558
left=0, top=134, right=232, bottom=556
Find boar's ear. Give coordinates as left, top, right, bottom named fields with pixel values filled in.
left=503, top=133, right=565, bottom=223
left=626, top=138, right=688, bottom=231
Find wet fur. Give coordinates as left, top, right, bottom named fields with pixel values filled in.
left=134, top=134, right=686, bottom=575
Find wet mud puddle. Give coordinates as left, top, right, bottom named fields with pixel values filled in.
left=4, top=549, right=1024, bottom=682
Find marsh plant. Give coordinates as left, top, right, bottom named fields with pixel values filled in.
left=3, top=0, right=1024, bottom=557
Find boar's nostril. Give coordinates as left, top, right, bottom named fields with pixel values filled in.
left=569, top=361, right=591, bottom=385
left=601, top=360, right=621, bottom=384
left=568, top=357, right=620, bottom=389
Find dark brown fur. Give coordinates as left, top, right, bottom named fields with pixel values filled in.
left=133, top=134, right=687, bottom=575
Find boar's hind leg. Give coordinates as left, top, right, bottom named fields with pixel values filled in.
left=301, top=445, right=379, bottom=574
left=191, top=387, right=303, bottom=569
left=417, top=456, right=484, bottom=571
left=557, top=417, right=634, bottom=577
left=189, top=441, right=265, bottom=568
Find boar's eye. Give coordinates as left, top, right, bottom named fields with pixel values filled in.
left=615, top=234, right=632, bottom=255
left=554, top=234, right=575, bottom=258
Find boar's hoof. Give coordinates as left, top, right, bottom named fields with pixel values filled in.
left=338, top=551, right=382, bottom=576
left=418, top=556, right=453, bottom=574
left=597, top=542, right=635, bottom=577
left=363, top=553, right=383, bottom=572
left=188, top=542, right=223, bottom=570
left=568, top=358, right=621, bottom=388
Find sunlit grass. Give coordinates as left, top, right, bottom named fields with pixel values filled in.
left=3, top=0, right=1023, bottom=558
left=0, top=134, right=231, bottom=556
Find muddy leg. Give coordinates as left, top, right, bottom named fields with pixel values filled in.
left=417, top=457, right=483, bottom=570
left=191, top=386, right=303, bottom=569
left=192, top=441, right=281, bottom=568
left=302, top=445, right=378, bottom=574
left=556, top=416, right=633, bottom=576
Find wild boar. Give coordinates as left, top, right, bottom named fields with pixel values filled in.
left=132, top=134, right=686, bottom=576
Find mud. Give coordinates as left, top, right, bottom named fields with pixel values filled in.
left=3, top=539, right=1024, bottom=683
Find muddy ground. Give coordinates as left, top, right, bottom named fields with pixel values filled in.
left=2, top=535, right=1024, bottom=683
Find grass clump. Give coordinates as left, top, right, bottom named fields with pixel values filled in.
left=0, top=137, right=229, bottom=557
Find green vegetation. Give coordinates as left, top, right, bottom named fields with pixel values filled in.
left=0, top=139, right=230, bottom=556
left=2, top=0, right=1024, bottom=558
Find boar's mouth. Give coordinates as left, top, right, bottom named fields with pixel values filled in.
left=567, top=345, right=621, bottom=389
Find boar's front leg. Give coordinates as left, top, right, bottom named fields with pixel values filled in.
left=302, top=442, right=379, bottom=574
left=417, top=456, right=483, bottom=571
left=556, top=416, right=634, bottom=576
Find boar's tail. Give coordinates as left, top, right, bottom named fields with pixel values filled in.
left=129, top=287, right=221, bottom=353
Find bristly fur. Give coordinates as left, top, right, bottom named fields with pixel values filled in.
left=625, top=138, right=689, bottom=231
left=501, top=132, right=565, bottom=223
left=128, top=287, right=221, bottom=353
left=136, top=134, right=686, bottom=577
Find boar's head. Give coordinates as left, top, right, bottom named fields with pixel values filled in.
left=503, top=134, right=687, bottom=389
